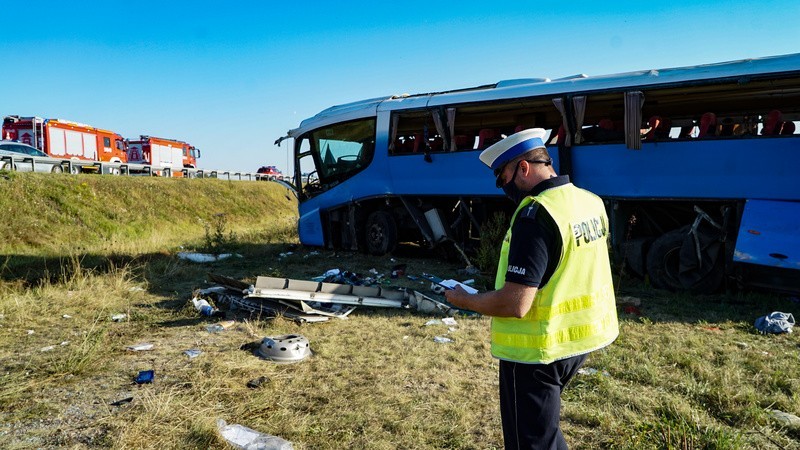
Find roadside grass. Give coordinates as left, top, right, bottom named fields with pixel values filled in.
left=0, top=173, right=799, bottom=448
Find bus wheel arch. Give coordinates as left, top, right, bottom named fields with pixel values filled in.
left=365, top=210, right=398, bottom=255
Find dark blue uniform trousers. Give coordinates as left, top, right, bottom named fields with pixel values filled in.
left=499, top=353, right=588, bottom=450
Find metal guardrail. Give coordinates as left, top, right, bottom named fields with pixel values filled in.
left=0, top=154, right=287, bottom=183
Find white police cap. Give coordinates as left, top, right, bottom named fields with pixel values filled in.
left=478, top=128, right=547, bottom=170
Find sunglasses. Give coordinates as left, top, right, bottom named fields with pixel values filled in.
left=494, top=159, right=552, bottom=188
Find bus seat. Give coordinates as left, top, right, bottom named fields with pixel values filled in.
left=719, top=117, right=736, bottom=136
left=643, top=116, right=662, bottom=140
left=429, top=136, right=443, bottom=151
left=679, top=125, right=694, bottom=138
left=698, top=112, right=717, bottom=138
left=477, top=128, right=500, bottom=149
left=656, top=117, right=672, bottom=138
left=762, top=110, right=783, bottom=135
left=412, top=132, right=425, bottom=152
left=555, top=125, right=566, bottom=144
left=780, top=121, right=796, bottom=135
left=454, top=134, right=473, bottom=150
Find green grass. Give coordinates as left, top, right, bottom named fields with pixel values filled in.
left=0, top=172, right=799, bottom=449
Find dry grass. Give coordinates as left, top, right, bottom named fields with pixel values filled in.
left=0, top=173, right=799, bottom=449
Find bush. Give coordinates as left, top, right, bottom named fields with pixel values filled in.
left=475, top=211, right=508, bottom=281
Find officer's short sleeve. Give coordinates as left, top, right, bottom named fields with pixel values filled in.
left=504, top=204, right=560, bottom=288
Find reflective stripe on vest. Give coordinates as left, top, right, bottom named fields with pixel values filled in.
left=491, top=183, right=619, bottom=364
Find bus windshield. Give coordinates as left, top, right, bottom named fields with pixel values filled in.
left=311, top=118, right=375, bottom=184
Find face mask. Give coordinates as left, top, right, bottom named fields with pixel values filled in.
left=500, top=163, right=525, bottom=203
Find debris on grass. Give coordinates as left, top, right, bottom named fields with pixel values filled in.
left=134, top=370, right=154, bottom=385
left=434, top=336, right=453, bottom=343
left=754, top=311, right=794, bottom=334
left=202, top=273, right=461, bottom=324
left=126, top=343, right=154, bottom=351
left=206, top=320, right=236, bottom=333
left=578, top=367, right=610, bottom=376
left=766, top=409, right=800, bottom=429
left=110, top=397, right=133, bottom=407
left=177, top=252, right=239, bottom=263
left=217, top=419, right=294, bottom=450
left=246, top=376, right=270, bottom=389
left=111, top=313, right=127, bottom=322
left=255, top=335, right=312, bottom=364
left=184, top=349, right=202, bottom=359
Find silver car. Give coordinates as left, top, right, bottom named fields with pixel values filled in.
left=0, top=140, right=65, bottom=173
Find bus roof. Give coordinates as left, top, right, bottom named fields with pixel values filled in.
left=287, top=52, right=800, bottom=138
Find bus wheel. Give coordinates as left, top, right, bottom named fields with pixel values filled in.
left=50, top=165, right=63, bottom=174
left=365, top=211, right=397, bottom=255
left=70, top=165, right=81, bottom=175
left=645, top=227, right=687, bottom=291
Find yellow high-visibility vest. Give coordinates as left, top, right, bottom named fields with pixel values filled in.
left=492, top=183, right=619, bottom=364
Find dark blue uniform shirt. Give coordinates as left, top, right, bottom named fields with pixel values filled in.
left=503, top=175, right=570, bottom=288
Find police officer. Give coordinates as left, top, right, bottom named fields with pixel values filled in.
left=445, top=128, right=619, bottom=450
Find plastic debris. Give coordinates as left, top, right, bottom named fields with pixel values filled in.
left=192, top=297, right=220, bottom=317
left=26, top=329, right=34, bottom=335
left=207, top=320, right=236, bottom=333
left=434, top=336, right=453, bottom=343
left=442, top=317, right=457, bottom=326
left=767, top=409, right=800, bottom=429
left=578, top=367, right=610, bottom=376
left=40, top=345, right=55, bottom=352
left=134, top=370, right=154, bottom=384
left=754, top=311, right=795, bottom=334
left=177, top=252, right=236, bottom=263
left=184, top=349, right=202, bottom=359
left=218, top=419, right=294, bottom=450
left=110, top=397, right=133, bottom=406
left=425, top=319, right=442, bottom=326
left=111, top=313, right=127, bottom=322
left=62, top=314, right=72, bottom=319
left=126, top=343, right=154, bottom=351
left=246, top=376, right=270, bottom=389
left=278, top=252, right=294, bottom=258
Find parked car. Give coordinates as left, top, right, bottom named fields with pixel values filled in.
left=0, top=140, right=64, bottom=173
left=257, top=165, right=282, bottom=181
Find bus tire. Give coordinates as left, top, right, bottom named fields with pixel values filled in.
left=645, top=227, right=688, bottom=291
left=50, top=165, right=63, bottom=174
left=365, top=210, right=397, bottom=255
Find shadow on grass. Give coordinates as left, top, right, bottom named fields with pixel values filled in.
left=1, top=242, right=794, bottom=326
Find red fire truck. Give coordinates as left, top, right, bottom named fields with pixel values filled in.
left=126, top=135, right=200, bottom=176
left=2, top=116, right=128, bottom=169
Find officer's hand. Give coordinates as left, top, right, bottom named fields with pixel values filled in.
left=444, top=285, right=470, bottom=308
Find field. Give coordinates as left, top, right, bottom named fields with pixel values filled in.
left=0, top=172, right=799, bottom=449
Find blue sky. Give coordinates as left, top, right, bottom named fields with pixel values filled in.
left=2, top=1, right=798, bottom=173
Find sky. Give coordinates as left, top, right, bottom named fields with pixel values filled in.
left=2, top=1, right=799, bottom=174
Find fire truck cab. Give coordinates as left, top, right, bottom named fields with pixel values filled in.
left=2, top=116, right=128, bottom=172
left=126, top=135, right=199, bottom=176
